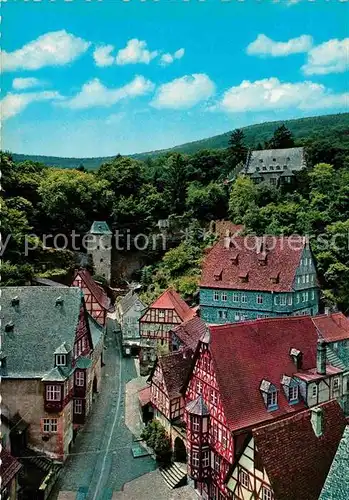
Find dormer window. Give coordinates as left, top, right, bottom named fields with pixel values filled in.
left=257, top=252, right=267, bottom=266
left=56, top=297, right=64, bottom=306
left=230, top=252, right=239, bottom=265
left=55, top=354, right=66, bottom=367
left=5, top=322, right=14, bottom=333
left=282, top=375, right=300, bottom=404
left=260, top=380, right=278, bottom=411
left=239, top=271, right=248, bottom=283
left=11, top=296, right=19, bottom=307
left=270, top=272, right=280, bottom=284
left=214, top=268, right=223, bottom=281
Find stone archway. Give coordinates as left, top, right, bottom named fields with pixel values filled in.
left=174, top=436, right=187, bottom=463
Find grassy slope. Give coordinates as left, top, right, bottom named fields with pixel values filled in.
left=12, top=112, right=349, bottom=170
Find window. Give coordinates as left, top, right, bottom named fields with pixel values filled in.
left=218, top=310, right=227, bottom=320
left=222, top=429, right=228, bottom=449
left=288, top=295, right=293, bottom=306
left=296, top=293, right=300, bottom=304
left=262, top=487, right=273, bottom=500
left=214, top=453, right=220, bottom=472
left=302, top=293, right=306, bottom=303
left=297, top=276, right=301, bottom=285
left=312, top=290, right=315, bottom=300
left=55, top=354, right=66, bottom=366
left=211, top=390, right=218, bottom=406
left=280, top=295, right=287, bottom=306
left=239, top=470, right=249, bottom=489
left=274, top=296, right=279, bottom=305
left=221, top=292, right=227, bottom=302
left=197, top=380, right=203, bottom=393
left=202, top=449, right=210, bottom=468
left=306, top=274, right=309, bottom=283
left=192, top=416, right=200, bottom=432
left=333, top=377, right=340, bottom=391
left=256, top=294, right=263, bottom=304
left=75, top=371, right=85, bottom=387
left=232, top=292, right=239, bottom=302
left=289, top=385, right=299, bottom=402
left=46, top=385, right=61, bottom=401
left=311, top=385, right=318, bottom=398
left=241, top=293, right=247, bottom=303
left=158, top=310, right=165, bottom=319
left=42, top=418, right=58, bottom=433
left=74, top=399, right=83, bottom=414
left=213, top=291, right=220, bottom=301
left=234, top=313, right=240, bottom=321
left=305, top=291, right=309, bottom=301
left=267, top=390, right=277, bottom=408
left=192, top=450, right=200, bottom=468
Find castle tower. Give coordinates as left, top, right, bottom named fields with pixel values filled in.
left=87, top=221, right=112, bottom=283
left=186, top=394, right=211, bottom=484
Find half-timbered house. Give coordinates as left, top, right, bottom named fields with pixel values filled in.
left=171, top=315, right=207, bottom=353
left=183, top=314, right=349, bottom=499
left=0, top=286, right=101, bottom=461
left=227, top=400, right=346, bottom=500
left=72, top=268, right=114, bottom=327
left=139, top=288, right=196, bottom=373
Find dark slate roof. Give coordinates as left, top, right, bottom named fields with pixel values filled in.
left=319, top=426, right=349, bottom=500
left=118, top=291, right=146, bottom=316
left=253, top=401, right=347, bottom=500
left=171, top=316, right=207, bottom=352
left=88, top=315, right=104, bottom=349
left=89, top=221, right=112, bottom=235
left=186, top=395, right=209, bottom=416
left=0, top=448, right=22, bottom=489
left=245, top=147, right=305, bottom=175
left=0, top=286, right=83, bottom=378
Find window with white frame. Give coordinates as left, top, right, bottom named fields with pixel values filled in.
left=311, top=385, right=318, bottom=398
left=312, top=290, right=315, bottom=300
left=288, top=295, right=293, bottom=306
left=274, top=296, right=279, bottom=305
left=267, top=390, right=277, bottom=407
left=222, top=429, right=228, bottom=449
left=241, top=293, right=247, bottom=303
left=192, top=450, right=199, bottom=467
left=302, top=293, right=306, bottom=302
left=42, top=418, right=58, bottom=433
left=306, top=274, right=310, bottom=283
left=192, top=416, right=200, bottom=432
left=221, top=292, right=227, bottom=302
left=234, top=313, right=240, bottom=321
left=213, top=291, right=220, bottom=301
left=289, top=385, right=299, bottom=402
left=232, top=292, right=239, bottom=303
left=333, top=377, right=340, bottom=391
left=296, top=293, right=300, bottom=304
left=202, top=449, right=210, bottom=468
left=197, top=379, right=203, bottom=393
left=280, top=295, right=287, bottom=306
left=46, top=385, right=61, bottom=401
left=218, top=310, right=227, bottom=320
left=158, top=310, right=165, bottom=319
left=297, top=276, right=301, bottom=285
left=74, top=399, right=83, bottom=414
left=55, top=354, right=66, bottom=366
left=256, top=294, right=263, bottom=304
left=239, top=470, right=249, bottom=489
left=75, top=371, right=85, bottom=387
left=305, top=291, right=309, bottom=301
left=211, top=390, right=218, bottom=406
left=262, top=486, right=273, bottom=500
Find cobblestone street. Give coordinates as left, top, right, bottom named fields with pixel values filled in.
left=49, top=318, right=156, bottom=499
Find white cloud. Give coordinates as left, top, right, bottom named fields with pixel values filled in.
left=1, top=30, right=90, bottom=72
left=93, top=44, right=115, bottom=67
left=12, top=77, right=44, bottom=90
left=160, top=48, right=185, bottom=66
left=61, top=75, right=155, bottom=109
left=218, top=77, right=348, bottom=113
left=151, top=74, right=215, bottom=109
left=1, top=91, right=62, bottom=120
left=116, top=39, right=158, bottom=65
left=302, top=38, right=349, bottom=75
left=247, top=34, right=313, bottom=57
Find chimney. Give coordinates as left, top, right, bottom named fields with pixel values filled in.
left=311, top=407, right=323, bottom=438
left=316, top=339, right=326, bottom=375
left=55, top=296, right=64, bottom=306
left=324, top=306, right=331, bottom=315
left=290, top=348, right=302, bottom=370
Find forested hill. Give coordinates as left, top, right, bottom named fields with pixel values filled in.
left=12, top=112, right=349, bottom=170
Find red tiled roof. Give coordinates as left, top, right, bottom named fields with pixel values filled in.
left=0, top=448, right=22, bottom=489
left=158, top=350, right=193, bottom=399
left=312, top=312, right=349, bottom=342
left=147, top=288, right=195, bottom=322
left=253, top=400, right=346, bottom=500
left=73, top=269, right=114, bottom=312
left=172, top=315, right=207, bottom=352
left=209, top=316, right=322, bottom=432
left=200, top=236, right=306, bottom=292
left=295, top=365, right=342, bottom=382
left=138, top=386, right=151, bottom=406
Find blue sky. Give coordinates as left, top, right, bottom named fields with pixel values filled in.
left=1, top=0, right=348, bottom=157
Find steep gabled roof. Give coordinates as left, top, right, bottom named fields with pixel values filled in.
left=89, top=221, right=112, bottom=235
left=142, top=288, right=195, bottom=322
left=151, top=350, right=193, bottom=399
left=245, top=147, right=305, bottom=175
left=253, top=401, right=346, bottom=500
left=200, top=236, right=306, bottom=292
left=0, top=448, right=22, bottom=489
left=73, top=269, right=114, bottom=312
left=319, top=425, right=349, bottom=500
left=209, top=316, right=323, bottom=432
left=118, top=290, right=146, bottom=316
left=172, top=315, right=207, bottom=352
left=312, top=313, right=349, bottom=342
left=0, top=286, right=84, bottom=378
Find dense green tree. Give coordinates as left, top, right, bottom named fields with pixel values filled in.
left=228, top=175, right=257, bottom=222
left=186, top=182, right=228, bottom=220
left=227, top=129, right=248, bottom=169
left=266, top=124, right=295, bottom=149
left=163, top=153, right=189, bottom=214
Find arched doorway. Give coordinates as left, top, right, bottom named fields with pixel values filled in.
left=93, top=376, right=98, bottom=394
left=174, top=437, right=187, bottom=463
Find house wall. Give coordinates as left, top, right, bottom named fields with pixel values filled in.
left=1, top=379, right=73, bottom=461
left=121, top=305, right=144, bottom=342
